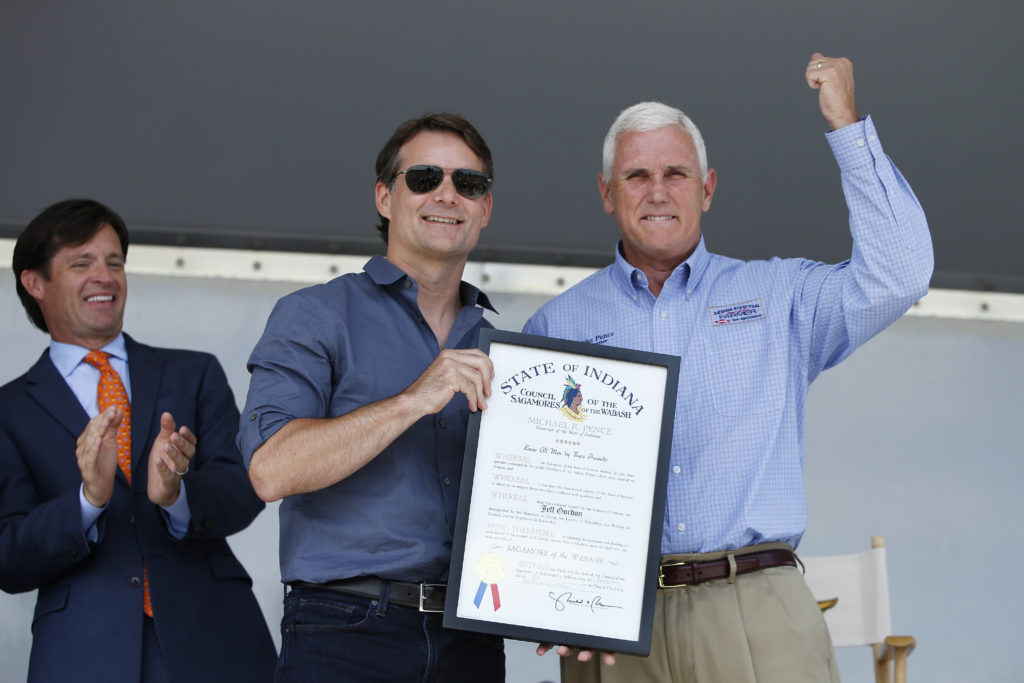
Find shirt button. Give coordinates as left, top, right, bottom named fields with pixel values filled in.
left=249, top=413, right=256, bottom=421
left=677, top=523, right=686, bottom=533
left=404, top=280, right=413, bottom=288
left=869, top=134, right=877, bottom=142
left=856, top=138, right=866, bottom=147
left=203, top=519, right=216, bottom=530
left=129, top=576, right=142, bottom=588
left=439, top=419, right=447, bottom=429
left=672, top=465, right=681, bottom=474
left=127, top=513, right=135, bottom=525
left=659, top=311, right=668, bottom=320
left=444, top=477, right=451, bottom=486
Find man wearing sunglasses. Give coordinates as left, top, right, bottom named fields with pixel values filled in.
left=524, top=54, right=933, bottom=682
left=238, top=113, right=505, bottom=682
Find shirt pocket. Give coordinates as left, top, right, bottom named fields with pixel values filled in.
left=703, top=320, right=785, bottom=416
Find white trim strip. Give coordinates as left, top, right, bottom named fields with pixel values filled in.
left=910, top=288, right=1024, bottom=323
left=2, top=239, right=1022, bottom=323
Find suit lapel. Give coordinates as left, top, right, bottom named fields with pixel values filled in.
left=125, top=334, right=161, bottom=476
left=24, top=350, right=90, bottom=441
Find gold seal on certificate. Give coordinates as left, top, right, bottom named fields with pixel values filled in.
left=445, top=329, right=680, bottom=656
left=473, top=552, right=507, bottom=611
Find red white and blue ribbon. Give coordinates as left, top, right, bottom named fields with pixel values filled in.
left=473, top=581, right=501, bottom=610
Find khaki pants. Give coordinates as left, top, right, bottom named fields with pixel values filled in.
left=562, top=543, right=840, bottom=683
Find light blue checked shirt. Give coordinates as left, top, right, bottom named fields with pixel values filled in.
left=522, top=117, right=933, bottom=554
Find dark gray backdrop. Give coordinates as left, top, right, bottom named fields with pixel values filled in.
left=2, top=1, right=1019, bottom=291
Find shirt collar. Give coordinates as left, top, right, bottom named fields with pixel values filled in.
left=611, top=236, right=711, bottom=295
left=363, top=254, right=497, bottom=313
left=49, top=333, right=128, bottom=379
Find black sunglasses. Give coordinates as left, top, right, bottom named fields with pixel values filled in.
left=397, top=165, right=492, bottom=200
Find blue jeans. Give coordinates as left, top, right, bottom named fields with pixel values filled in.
left=276, top=585, right=505, bottom=682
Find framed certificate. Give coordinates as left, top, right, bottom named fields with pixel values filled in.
left=444, top=329, right=680, bottom=656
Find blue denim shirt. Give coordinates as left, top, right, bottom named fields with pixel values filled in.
left=523, top=117, right=933, bottom=555
left=238, top=256, right=495, bottom=583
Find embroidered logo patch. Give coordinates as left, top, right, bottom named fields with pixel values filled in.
left=709, top=299, right=765, bottom=326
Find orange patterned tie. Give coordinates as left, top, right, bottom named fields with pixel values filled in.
left=82, top=350, right=153, bottom=618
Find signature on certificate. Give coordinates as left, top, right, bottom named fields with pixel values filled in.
left=548, top=591, right=623, bottom=613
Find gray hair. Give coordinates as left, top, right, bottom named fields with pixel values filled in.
left=601, top=101, right=708, bottom=182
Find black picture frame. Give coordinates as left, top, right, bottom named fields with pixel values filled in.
left=443, top=329, right=680, bottom=656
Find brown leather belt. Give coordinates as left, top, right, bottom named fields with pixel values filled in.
left=288, top=577, right=446, bottom=612
left=658, top=548, right=797, bottom=588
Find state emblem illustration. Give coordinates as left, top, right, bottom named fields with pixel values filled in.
left=473, top=552, right=507, bottom=611
left=558, top=375, right=586, bottom=422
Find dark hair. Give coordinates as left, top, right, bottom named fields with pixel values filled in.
left=374, top=112, right=493, bottom=243
left=13, top=198, right=129, bottom=333
left=563, top=387, right=581, bottom=407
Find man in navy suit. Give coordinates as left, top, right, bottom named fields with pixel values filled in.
left=0, top=199, right=277, bottom=682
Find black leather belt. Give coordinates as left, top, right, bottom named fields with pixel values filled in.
left=658, top=548, right=797, bottom=588
left=289, top=577, right=446, bottom=613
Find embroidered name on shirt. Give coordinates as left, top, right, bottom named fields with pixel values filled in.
left=709, top=299, right=765, bottom=326
left=582, top=332, right=615, bottom=345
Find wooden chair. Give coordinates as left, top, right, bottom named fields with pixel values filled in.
left=801, top=536, right=916, bottom=683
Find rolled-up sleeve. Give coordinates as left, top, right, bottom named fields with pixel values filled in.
left=237, top=292, right=339, bottom=467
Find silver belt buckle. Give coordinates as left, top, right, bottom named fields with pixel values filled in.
left=419, top=583, right=445, bottom=613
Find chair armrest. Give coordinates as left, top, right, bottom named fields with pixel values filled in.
left=875, top=636, right=916, bottom=683
left=879, top=636, right=916, bottom=659
left=816, top=597, right=838, bottom=612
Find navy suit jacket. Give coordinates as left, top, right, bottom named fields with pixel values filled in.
left=0, top=334, right=276, bottom=682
